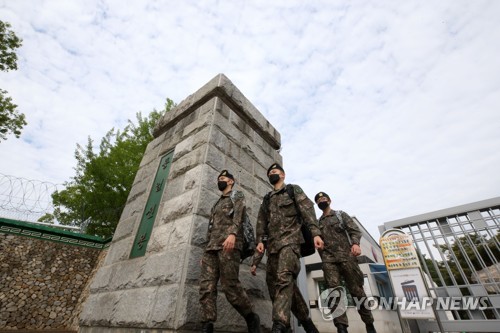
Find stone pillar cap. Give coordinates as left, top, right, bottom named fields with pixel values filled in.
left=153, top=73, right=281, bottom=150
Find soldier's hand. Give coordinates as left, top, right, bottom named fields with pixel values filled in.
left=250, top=265, right=257, bottom=276
left=223, top=234, right=236, bottom=252
left=314, top=236, right=324, bottom=250
left=256, top=242, right=265, bottom=253
left=351, top=244, right=361, bottom=256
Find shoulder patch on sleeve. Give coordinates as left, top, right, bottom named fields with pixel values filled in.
left=293, top=185, right=303, bottom=194
left=236, top=191, right=244, bottom=198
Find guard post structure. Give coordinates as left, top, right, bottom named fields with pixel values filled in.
left=79, top=74, right=281, bottom=333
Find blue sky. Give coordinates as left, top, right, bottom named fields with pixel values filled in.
left=1, top=1, right=499, bottom=239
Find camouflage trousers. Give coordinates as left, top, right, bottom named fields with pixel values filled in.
left=199, top=249, right=253, bottom=322
left=266, top=245, right=310, bottom=326
left=323, top=260, right=374, bottom=327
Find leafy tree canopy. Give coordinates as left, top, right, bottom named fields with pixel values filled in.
left=422, top=232, right=499, bottom=287
left=0, top=20, right=26, bottom=141
left=0, top=21, right=22, bottom=71
left=40, top=99, right=175, bottom=238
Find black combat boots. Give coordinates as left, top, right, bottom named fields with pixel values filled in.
left=336, top=323, right=348, bottom=333
left=300, top=318, right=319, bottom=333
left=201, top=322, right=213, bottom=333
left=245, top=312, right=261, bottom=333
left=271, top=321, right=288, bottom=333
left=366, top=323, right=377, bottom=333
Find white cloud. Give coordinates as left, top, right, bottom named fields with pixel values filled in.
left=0, top=0, right=499, bottom=239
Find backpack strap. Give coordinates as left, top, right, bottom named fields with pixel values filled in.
left=229, top=191, right=237, bottom=215
left=335, top=210, right=344, bottom=228
left=285, top=184, right=302, bottom=224
left=229, top=190, right=246, bottom=213
left=229, top=190, right=239, bottom=202
left=285, top=184, right=295, bottom=200
left=335, top=210, right=352, bottom=246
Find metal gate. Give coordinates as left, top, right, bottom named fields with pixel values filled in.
left=380, top=197, right=500, bottom=332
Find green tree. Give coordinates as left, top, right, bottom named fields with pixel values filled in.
left=440, top=233, right=499, bottom=280
left=40, top=99, right=175, bottom=238
left=423, top=233, right=500, bottom=287
left=0, top=20, right=26, bottom=141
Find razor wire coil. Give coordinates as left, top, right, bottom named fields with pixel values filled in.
left=0, top=173, right=61, bottom=222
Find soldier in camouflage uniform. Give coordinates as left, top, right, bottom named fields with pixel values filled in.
left=199, top=170, right=261, bottom=333
left=315, top=191, right=376, bottom=333
left=256, top=163, right=324, bottom=333
left=250, top=248, right=314, bottom=332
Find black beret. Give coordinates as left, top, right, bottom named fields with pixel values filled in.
left=314, top=192, right=330, bottom=203
left=218, top=170, right=234, bottom=180
left=267, top=163, right=284, bottom=175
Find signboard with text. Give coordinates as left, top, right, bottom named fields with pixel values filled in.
left=380, top=229, right=420, bottom=270
left=380, top=229, right=435, bottom=319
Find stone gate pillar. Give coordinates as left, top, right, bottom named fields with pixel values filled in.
left=79, top=74, right=282, bottom=333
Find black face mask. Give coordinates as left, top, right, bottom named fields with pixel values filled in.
left=217, top=181, right=228, bottom=191
left=318, top=201, right=329, bottom=210
left=268, top=174, right=280, bottom=185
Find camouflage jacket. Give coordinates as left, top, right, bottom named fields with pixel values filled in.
left=205, top=190, right=245, bottom=252
left=256, top=184, right=321, bottom=254
left=318, top=210, right=362, bottom=263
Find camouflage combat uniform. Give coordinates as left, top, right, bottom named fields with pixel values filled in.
left=318, top=210, right=374, bottom=327
left=199, top=190, right=254, bottom=323
left=256, top=184, right=321, bottom=327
